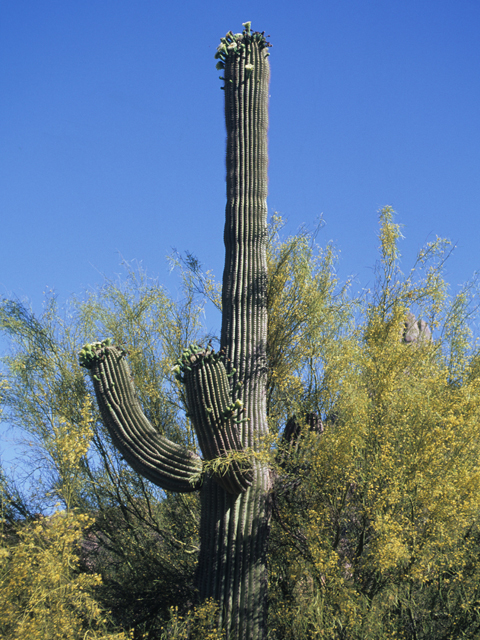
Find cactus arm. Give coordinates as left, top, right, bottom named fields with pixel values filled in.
left=176, top=344, right=253, bottom=495
left=79, top=341, right=203, bottom=493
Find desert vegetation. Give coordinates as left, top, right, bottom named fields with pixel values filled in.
left=2, top=21, right=480, bottom=640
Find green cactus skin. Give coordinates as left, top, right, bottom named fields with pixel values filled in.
left=198, top=26, right=271, bottom=639
left=80, top=340, right=203, bottom=493
left=79, top=24, right=271, bottom=639
left=176, top=343, right=254, bottom=494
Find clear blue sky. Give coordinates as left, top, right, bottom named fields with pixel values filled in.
left=1, top=0, right=479, bottom=324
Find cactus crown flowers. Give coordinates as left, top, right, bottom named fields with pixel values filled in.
left=215, top=22, right=272, bottom=74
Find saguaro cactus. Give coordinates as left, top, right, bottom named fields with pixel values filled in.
left=79, top=22, right=271, bottom=639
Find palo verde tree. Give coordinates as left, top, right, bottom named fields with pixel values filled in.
left=266, top=209, right=480, bottom=640
left=78, top=23, right=272, bottom=639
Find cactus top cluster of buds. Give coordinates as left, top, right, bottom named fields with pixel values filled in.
left=78, top=338, right=118, bottom=369
left=215, top=21, right=272, bottom=71
left=171, top=343, right=236, bottom=384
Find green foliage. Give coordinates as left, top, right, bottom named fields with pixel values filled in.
left=157, top=599, right=225, bottom=639
left=0, top=509, right=130, bottom=640
left=267, top=208, right=480, bottom=639
left=265, top=214, right=353, bottom=426
left=1, top=209, right=480, bottom=637
left=0, top=267, right=206, bottom=636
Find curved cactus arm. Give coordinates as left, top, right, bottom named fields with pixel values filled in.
left=79, top=340, right=203, bottom=493
left=175, top=344, right=253, bottom=495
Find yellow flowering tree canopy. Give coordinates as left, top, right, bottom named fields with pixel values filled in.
left=268, top=208, right=480, bottom=639
left=1, top=208, right=480, bottom=638
left=0, top=510, right=130, bottom=640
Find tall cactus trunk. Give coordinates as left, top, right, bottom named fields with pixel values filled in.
left=197, top=25, right=271, bottom=638
left=79, top=23, right=271, bottom=640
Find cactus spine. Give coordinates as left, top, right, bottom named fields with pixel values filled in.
left=80, top=23, right=271, bottom=639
